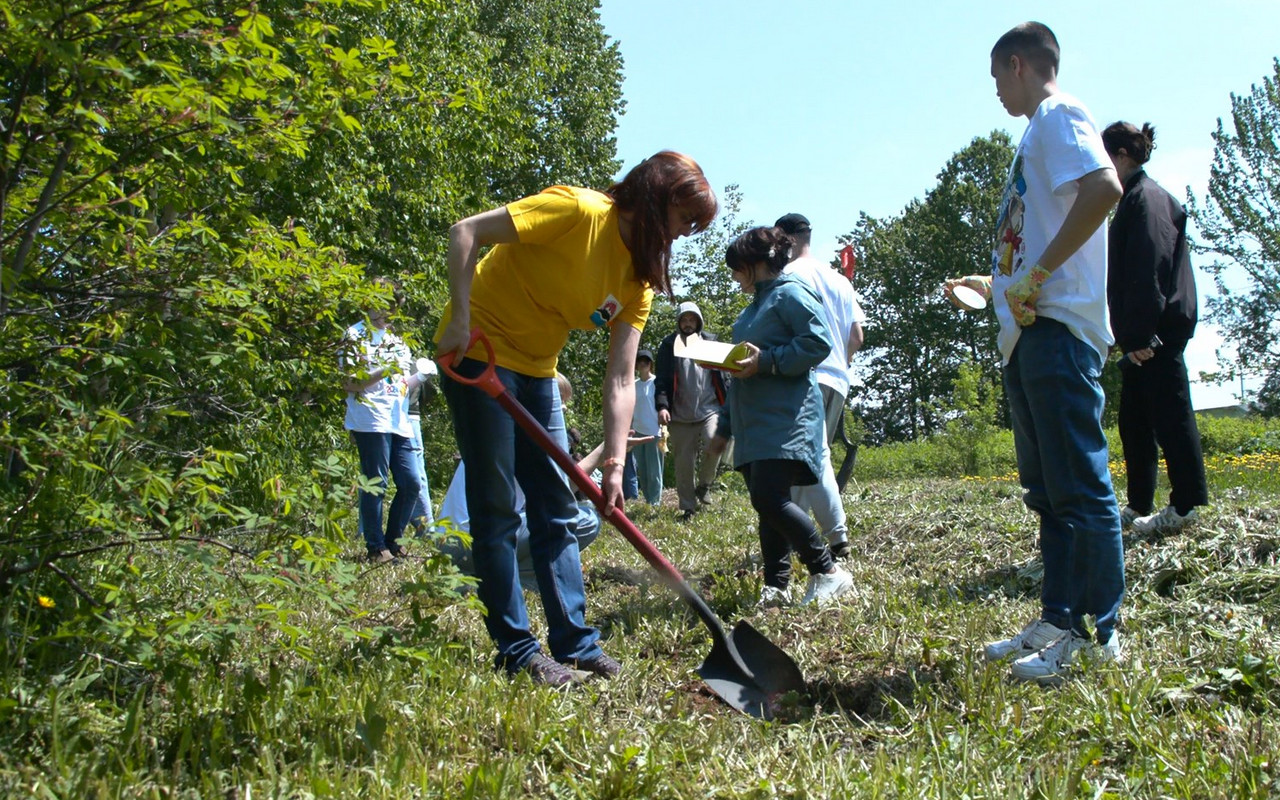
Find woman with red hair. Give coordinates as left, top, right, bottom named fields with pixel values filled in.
left=435, top=152, right=717, bottom=686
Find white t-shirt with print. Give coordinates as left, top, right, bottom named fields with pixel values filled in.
left=991, top=93, right=1115, bottom=365
left=783, top=255, right=867, bottom=397
left=341, top=320, right=415, bottom=437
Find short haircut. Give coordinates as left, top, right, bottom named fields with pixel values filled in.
left=991, top=22, right=1060, bottom=77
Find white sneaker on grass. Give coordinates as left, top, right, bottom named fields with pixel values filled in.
left=758, top=585, right=792, bottom=608
left=1119, top=506, right=1141, bottom=530
left=983, top=619, right=1065, bottom=662
left=1132, top=505, right=1197, bottom=534
left=1010, top=630, right=1122, bottom=683
left=800, top=565, right=854, bottom=605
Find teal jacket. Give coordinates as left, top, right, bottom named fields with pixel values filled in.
left=716, top=272, right=833, bottom=481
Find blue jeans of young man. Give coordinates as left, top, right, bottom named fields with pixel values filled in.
left=442, top=359, right=602, bottom=673
left=623, top=452, right=639, bottom=501
left=631, top=440, right=664, bottom=504
left=406, top=415, right=436, bottom=533
left=1004, top=318, right=1125, bottom=642
left=351, top=430, right=422, bottom=555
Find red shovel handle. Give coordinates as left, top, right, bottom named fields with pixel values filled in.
left=435, top=328, right=503, bottom=398
left=437, top=328, right=729, bottom=639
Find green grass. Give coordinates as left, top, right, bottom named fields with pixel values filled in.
left=2, top=457, right=1278, bottom=797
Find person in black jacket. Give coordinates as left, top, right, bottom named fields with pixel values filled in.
left=1103, top=121, right=1208, bottom=534
left=654, top=302, right=728, bottom=520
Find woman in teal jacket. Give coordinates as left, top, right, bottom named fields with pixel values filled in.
left=710, top=226, right=854, bottom=606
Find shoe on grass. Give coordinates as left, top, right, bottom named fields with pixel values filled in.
left=1132, top=505, right=1197, bottom=534
left=368, top=549, right=394, bottom=564
left=828, top=534, right=852, bottom=560
left=680, top=508, right=696, bottom=522
left=1010, top=630, right=1122, bottom=683
left=983, top=619, right=1065, bottom=662
left=695, top=483, right=711, bottom=505
left=559, top=652, right=621, bottom=679
left=758, top=585, right=792, bottom=608
left=523, top=653, right=586, bottom=687
left=800, top=565, right=854, bottom=605
left=1119, top=506, right=1141, bottom=530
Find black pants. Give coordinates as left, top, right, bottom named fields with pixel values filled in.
left=742, top=459, right=833, bottom=590
left=1118, top=347, right=1209, bottom=514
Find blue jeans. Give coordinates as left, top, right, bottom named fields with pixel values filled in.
left=1004, top=318, right=1125, bottom=642
left=442, top=359, right=602, bottom=672
left=351, top=430, right=422, bottom=555
left=407, top=415, right=436, bottom=532
left=623, top=452, right=639, bottom=500
left=631, top=440, right=664, bottom=504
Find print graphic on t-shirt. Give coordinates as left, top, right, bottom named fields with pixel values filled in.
left=590, top=294, right=621, bottom=328
left=993, top=154, right=1027, bottom=277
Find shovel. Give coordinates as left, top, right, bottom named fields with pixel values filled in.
left=438, top=330, right=806, bottom=720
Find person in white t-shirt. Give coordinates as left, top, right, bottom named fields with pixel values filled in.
left=946, top=22, right=1125, bottom=683
left=775, top=213, right=866, bottom=558
left=341, top=279, right=432, bottom=563
left=629, top=348, right=664, bottom=504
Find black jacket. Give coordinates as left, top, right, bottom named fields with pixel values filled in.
left=1107, top=170, right=1198, bottom=353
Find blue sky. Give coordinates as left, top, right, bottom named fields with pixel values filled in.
left=598, top=0, right=1279, bottom=409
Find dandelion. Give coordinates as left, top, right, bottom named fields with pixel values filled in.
left=38, top=596, right=55, bottom=609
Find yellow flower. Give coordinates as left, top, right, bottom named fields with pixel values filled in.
left=37, top=596, right=55, bottom=609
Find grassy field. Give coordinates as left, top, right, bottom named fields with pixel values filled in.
left=2, top=446, right=1278, bottom=798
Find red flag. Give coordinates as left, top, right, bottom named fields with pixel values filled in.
left=838, top=244, right=857, bottom=282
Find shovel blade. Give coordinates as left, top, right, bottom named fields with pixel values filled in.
left=697, top=620, right=806, bottom=720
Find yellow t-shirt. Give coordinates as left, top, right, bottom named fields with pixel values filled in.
left=436, top=186, right=653, bottom=377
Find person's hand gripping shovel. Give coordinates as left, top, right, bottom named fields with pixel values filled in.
left=437, top=328, right=806, bottom=720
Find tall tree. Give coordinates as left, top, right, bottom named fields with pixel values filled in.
left=0, top=0, right=626, bottom=682
left=847, top=133, right=1013, bottom=443
left=1190, top=58, right=1280, bottom=407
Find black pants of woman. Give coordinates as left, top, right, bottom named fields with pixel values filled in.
left=742, top=459, right=833, bottom=590
left=1118, top=347, right=1209, bottom=515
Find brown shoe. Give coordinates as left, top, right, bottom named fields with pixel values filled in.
left=560, top=652, right=622, bottom=679
left=524, top=653, right=584, bottom=687
left=368, top=549, right=394, bottom=564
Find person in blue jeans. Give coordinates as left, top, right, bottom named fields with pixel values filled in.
left=948, top=21, right=1126, bottom=683
left=341, top=279, right=432, bottom=562
left=434, top=152, right=717, bottom=686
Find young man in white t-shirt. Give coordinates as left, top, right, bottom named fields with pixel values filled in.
left=948, top=22, right=1125, bottom=683
left=776, top=213, right=866, bottom=559
left=629, top=349, right=664, bottom=504
left=341, top=281, right=433, bottom=563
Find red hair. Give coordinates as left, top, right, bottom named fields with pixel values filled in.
left=606, top=151, right=717, bottom=296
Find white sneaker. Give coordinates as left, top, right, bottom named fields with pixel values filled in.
left=758, top=585, right=792, bottom=608
left=1132, top=505, right=1197, bottom=534
left=1010, top=630, right=1122, bottom=683
left=1119, top=506, right=1141, bottom=530
left=800, top=565, right=854, bottom=605
left=983, top=619, right=1066, bottom=662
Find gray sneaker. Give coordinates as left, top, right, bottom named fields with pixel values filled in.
left=983, top=619, right=1066, bottom=662
left=1119, top=506, right=1141, bottom=530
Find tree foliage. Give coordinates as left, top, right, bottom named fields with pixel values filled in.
left=1190, top=58, right=1280, bottom=406
left=0, top=0, right=623, bottom=701
left=847, top=133, right=1013, bottom=443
